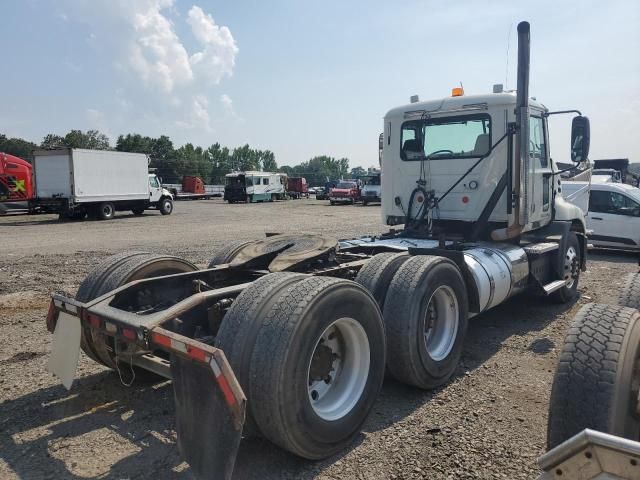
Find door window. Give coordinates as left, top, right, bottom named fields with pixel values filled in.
left=263, top=178, right=269, bottom=185
left=529, top=116, right=547, bottom=167
left=149, top=176, right=159, bottom=188
left=590, top=190, right=640, bottom=216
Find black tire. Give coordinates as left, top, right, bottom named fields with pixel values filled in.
left=551, top=232, right=581, bottom=303
left=76, top=252, right=197, bottom=370
left=159, top=197, right=173, bottom=215
left=97, top=202, right=115, bottom=220
left=215, top=272, right=307, bottom=435
left=249, top=276, right=386, bottom=459
left=330, top=201, right=335, bottom=206
left=131, top=206, right=145, bottom=215
left=362, top=201, right=368, bottom=206
left=547, top=303, right=640, bottom=448
left=355, top=252, right=409, bottom=309
left=207, top=240, right=254, bottom=267
left=618, top=272, right=640, bottom=310
left=383, top=255, right=469, bottom=389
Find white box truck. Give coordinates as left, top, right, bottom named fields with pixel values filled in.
left=31, top=148, right=174, bottom=220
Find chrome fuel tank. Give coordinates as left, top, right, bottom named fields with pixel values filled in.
left=463, top=244, right=529, bottom=313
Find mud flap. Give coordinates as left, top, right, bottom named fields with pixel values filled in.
left=171, top=354, right=244, bottom=480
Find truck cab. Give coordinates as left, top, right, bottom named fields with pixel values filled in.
left=361, top=173, right=381, bottom=205
left=381, top=90, right=588, bottom=242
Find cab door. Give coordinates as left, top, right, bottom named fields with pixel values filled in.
left=528, top=113, right=553, bottom=226
left=149, top=175, right=162, bottom=202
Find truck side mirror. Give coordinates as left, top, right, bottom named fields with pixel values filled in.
left=570, top=116, right=590, bottom=163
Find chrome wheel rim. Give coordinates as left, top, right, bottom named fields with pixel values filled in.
left=307, top=317, right=370, bottom=421
left=423, top=285, right=459, bottom=361
left=164, top=200, right=172, bottom=213
left=563, top=246, right=579, bottom=288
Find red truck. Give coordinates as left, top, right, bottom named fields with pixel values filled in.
left=0, top=152, right=33, bottom=203
left=329, top=180, right=361, bottom=205
left=286, top=176, right=308, bottom=199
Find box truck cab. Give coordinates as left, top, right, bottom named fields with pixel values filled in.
left=31, top=148, right=174, bottom=220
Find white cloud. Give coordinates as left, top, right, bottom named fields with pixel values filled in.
left=128, top=2, right=193, bottom=93
left=220, top=94, right=237, bottom=117
left=187, top=6, right=238, bottom=85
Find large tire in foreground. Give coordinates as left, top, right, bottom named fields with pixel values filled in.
left=76, top=252, right=197, bottom=370
left=383, top=255, right=469, bottom=389
left=355, top=252, right=409, bottom=309
left=547, top=303, right=640, bottom=448
left=249, top=276, right=386, bottom=459
left=214, top=272, right=307, bottom=436
left=618, top=272, right=640, bottom=310
left=207, top=240, right=253, bottom=267
left=551, top=232, right=581, bottom=304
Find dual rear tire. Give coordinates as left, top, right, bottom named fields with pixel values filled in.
left=357, top=253, right=469, bottom=390
left=216, top=273, right=386, bottom=459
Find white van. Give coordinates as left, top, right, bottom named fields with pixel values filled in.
left=562, top=181, right=640, bottom=250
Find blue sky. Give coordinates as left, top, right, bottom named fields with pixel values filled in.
left=1, top=0, right=638, bottom=168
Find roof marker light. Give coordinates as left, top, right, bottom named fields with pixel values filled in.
left=452, top=87, right=464, bottom=97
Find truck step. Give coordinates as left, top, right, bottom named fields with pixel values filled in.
left=523, top=242, right=559, bottom=255
left=542, top=279, right=567, bottom=295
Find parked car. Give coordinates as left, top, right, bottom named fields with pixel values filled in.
left=563, top=181, right=640, bottom=250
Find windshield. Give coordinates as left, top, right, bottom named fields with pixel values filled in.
left=401, top=114, right=491, bottom=160
left=363, top=176, right=380, bottom=186
left=335, top=182, right=356, bottom=189
left=226, top=176, right=244, bottom=187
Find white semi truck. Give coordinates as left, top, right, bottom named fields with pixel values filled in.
left=45, top=21, right=591, bottom=478
left=31, top=148, right=174, bottom=220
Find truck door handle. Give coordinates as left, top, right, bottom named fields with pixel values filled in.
left=591, top=217, right=603, bottom=220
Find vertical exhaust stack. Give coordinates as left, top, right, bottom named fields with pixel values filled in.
left=492, top=21, right=530, bottom=241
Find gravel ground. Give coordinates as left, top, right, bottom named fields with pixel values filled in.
left=0, top=198, right=637, bottom=480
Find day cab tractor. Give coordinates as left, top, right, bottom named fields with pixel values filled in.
left=0, top=152, right=33, bottom=203
left=45, top=22, right=592, bottom=479
left=361, top=172, right=381, bottom=205
left=329, top=180, right=361, bottom=205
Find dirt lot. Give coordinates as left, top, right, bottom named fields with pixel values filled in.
left=0, top=198, right=637, bottom=480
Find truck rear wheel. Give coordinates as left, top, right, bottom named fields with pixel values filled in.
left=383, top=255, right=468, bottom=389
left=547, top=303, right=640, bottom=448
left=355, top=252, right=409, bottom=309
left=207, top=240, right=253, bottom=267
left=97, top=202, right=115, bottom=220
left=76, top=252, right=197, bottom=372
left=551, top=232, right=581, bottom=304
left=215, top=272, right=307, bottom=436
left=249, top=276, right=386, bottom=459
left=159, top=197, right=173, bottom=215
left=618, top=272, right=640, bottom=309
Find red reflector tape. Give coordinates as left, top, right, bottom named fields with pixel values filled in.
left=151, top=332, right=172, bottom=348
left=209, top=357, right=237, bottom=408
left=216, top=371, right=237, bottom=408
left=122, top=328, right=137, bottom=341
left=187, top=345, right=208, bottom=362
left=87, top=313, right=101, bottom=329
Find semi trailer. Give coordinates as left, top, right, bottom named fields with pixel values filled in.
left=30, top=148, right=174, bottom=219
left=45, top=21, right=591, bottom=479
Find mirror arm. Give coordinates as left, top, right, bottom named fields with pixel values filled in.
left=544, top=109, right=583, bottom=117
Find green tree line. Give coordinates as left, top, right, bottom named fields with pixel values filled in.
left=1, top=130, right=354, bottom=185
